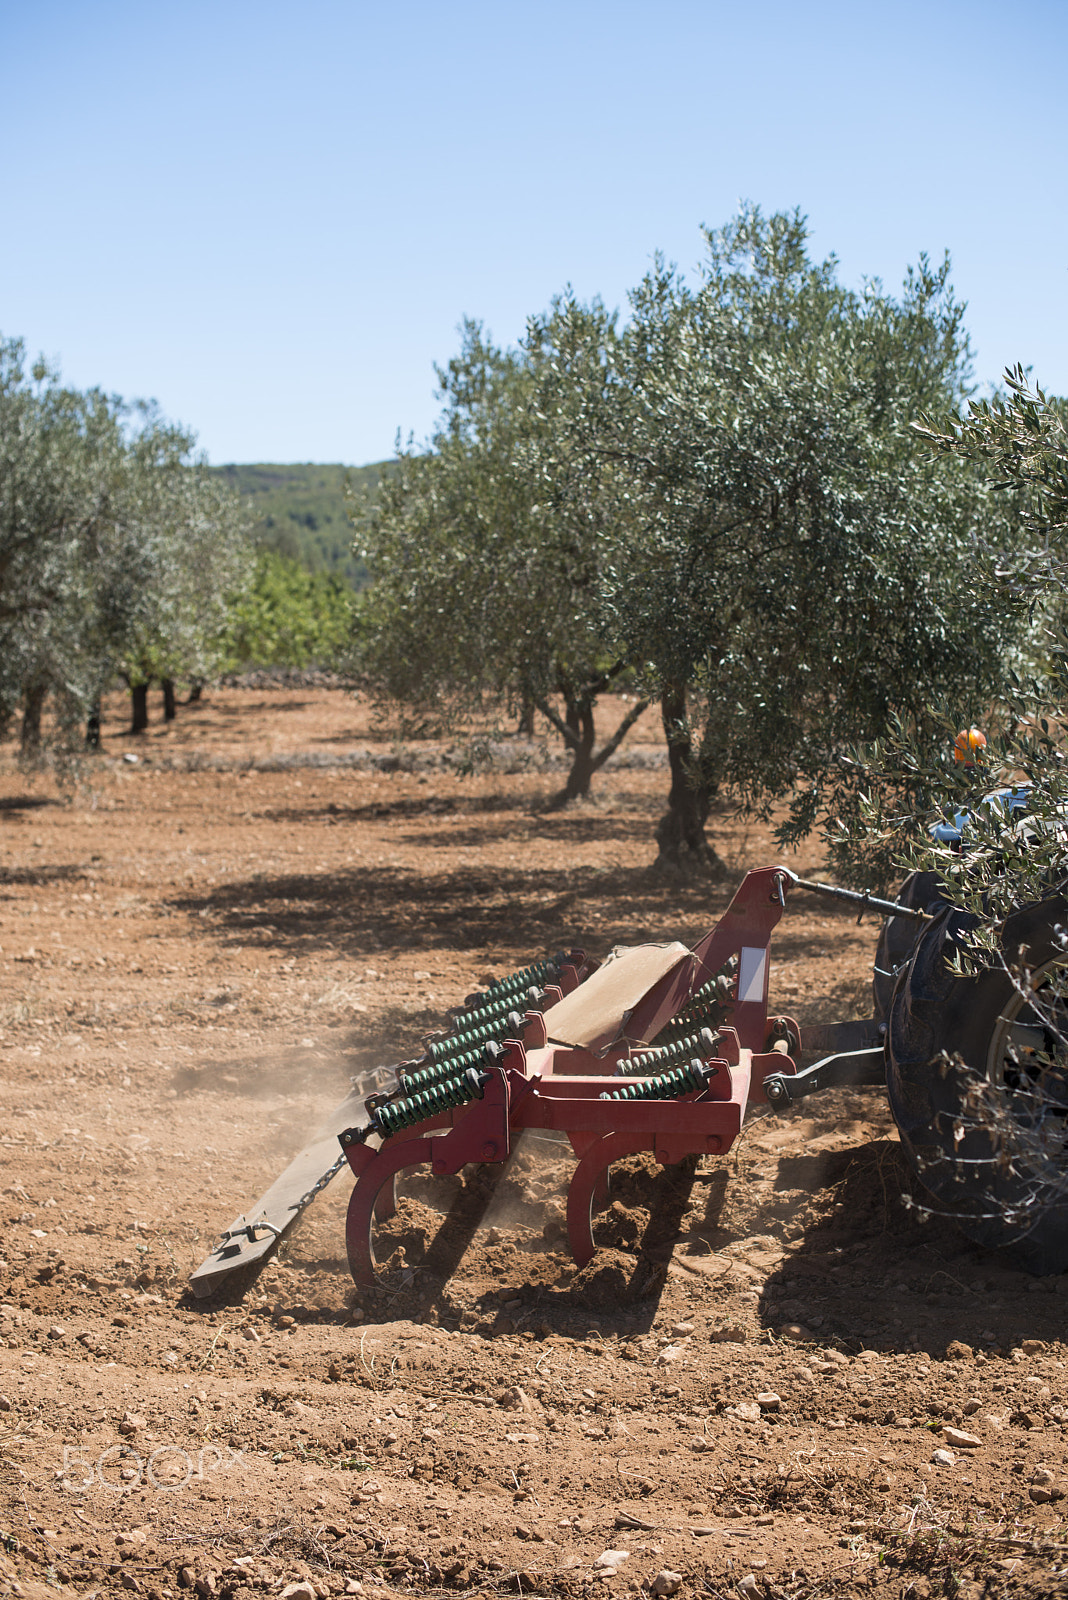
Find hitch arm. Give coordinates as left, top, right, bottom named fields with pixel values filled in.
left=764, top=1046, right=885, bottom=1108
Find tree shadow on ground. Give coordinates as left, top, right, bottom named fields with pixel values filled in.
left=0, top=863, right=84, bottom=890
left=0, top=795, right=59, bottom=814
left=168, top=860, right=739, bottom=961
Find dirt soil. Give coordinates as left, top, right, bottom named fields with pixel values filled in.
left=2, top=687, right=1068, bottom=1600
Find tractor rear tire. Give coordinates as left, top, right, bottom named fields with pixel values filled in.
left=885, top=895, right=1068, bottom=1274
left=872, top=870, right=949, bottom=1024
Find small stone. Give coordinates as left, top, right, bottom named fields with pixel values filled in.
left=963, top=1398, right=980, bottom=1415
left=657, top=1345, right=682, bottom=1365
left=756, top=1392, right=781, bottom=1412
left=114, top=1529, right=148, bottom=1549
left=499, top=1385, right=533, bottom=1412
left=651, top=1571, right=683, bottom=1596
left=738, top=1577, right=760, bottom=1597
left=47, top=1324, right=66, bottom=1340
left=710, top=1325, right=746, bottom=1343
left=276, top=1314, right=296, bottom=1329
left=946, top=1340, right=973, bottom=1360
left=932, top=1448, right=955, bottom=1466
left=280, top=1584, right=317, bottom=1600
left=1032, top=1467, right=1056, bottom=1485
left=779, top=1323, right=815, bottom=1342
left=1021, top=1339, right=1046, bottom=1356
left=0, top=1396, right=11, bottom=1412
left=671, top=1322, right=695, bottom=1337
left=942, top=1427, right=981, bottom=1448
left=177, top=1568, right=195, bottom=1590
left=595, top=1551, right=630, bottom=1572
left=1030, top=1484, right=1053, bottom=1503
left=345, top=1583, right=363, bottom=1596
left=118, top=1412, right=146, bottom=1437
left=730, top=1402, right=762, bottom=1423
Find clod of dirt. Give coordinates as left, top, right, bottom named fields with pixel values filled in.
left=568, top=1247, right=649, bottom=1308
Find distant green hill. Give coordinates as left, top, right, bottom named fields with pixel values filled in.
left=212, top=462, right=389, bottom=586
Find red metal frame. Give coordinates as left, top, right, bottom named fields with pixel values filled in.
left=341, top=867, right=802, bottom=1287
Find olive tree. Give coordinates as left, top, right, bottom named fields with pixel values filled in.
left=538, top=208, right=1020, bottom=876
left=832, top=367, right=1068, bottom=899
left=0, top=339, right=129, bottom=750
left=0, top=337, right=253, bottom=752
left=101, top=412, right=253, bottom=731
left=354, top=317, right=649, bottom=805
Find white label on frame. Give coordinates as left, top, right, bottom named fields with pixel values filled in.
left=737, top=946, right=767, bottom=1005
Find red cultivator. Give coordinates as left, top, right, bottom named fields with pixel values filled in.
left=192, top=867, right=917, bottom=1298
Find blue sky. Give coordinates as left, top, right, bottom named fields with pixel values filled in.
left=2, top=1, right=1065, bottom=466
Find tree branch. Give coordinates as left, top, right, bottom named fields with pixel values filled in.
left=532, top=694, right=584, bottom=751
left=590, top=696, right=651, bottom=773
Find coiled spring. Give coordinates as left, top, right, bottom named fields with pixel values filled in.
left=400, top=1037, right=511, bottom=1095
left=452, top=957, right=561, bottom=1019
left=604, top=1059, right=713, bottom=1102
left=426, top=1009, right=525, bottom=1066
left=372, top=1067, right=490, bottom=1137
left=450, top=985, right=541, bottom=1035
left=620, top=1026, right=718, bottom=1078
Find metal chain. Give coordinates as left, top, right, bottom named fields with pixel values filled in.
left=290, top=1151, right=349, bottom=1217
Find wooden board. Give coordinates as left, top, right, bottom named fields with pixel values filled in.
left=189, top=1084, right=377, bottom=1297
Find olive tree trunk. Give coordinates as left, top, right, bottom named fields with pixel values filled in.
left=652, top=685, right=726, bottom=878
left=536, top=690, right=651, bottom=811
left=130, top=683, right=149, bottom=734
left=20, top=682, right=46, bottom=753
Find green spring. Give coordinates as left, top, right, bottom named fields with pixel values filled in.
left=606, top=1059, right=711, bottom=1102
left=399, top=1041, right=505, bottom=1095
left=620, top=1028, right=716, bottom=1078
left=453, top=958, right=557, bottom=1018
left=648, top=995, right=727, bottom=1049
left=428, top=1010, right=522, bottom=1064
left=451, top=987, right=537, bottom=1034
left=373, top=1068, right=488, bottom=1136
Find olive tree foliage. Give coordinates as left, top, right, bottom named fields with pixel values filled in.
left=101, top=411, right=253, bottom=723
left=0, top=338, right=127, bottom=748
left=530, top=208, right=1021, bottom=877
left=834, top=367, right=1068, bottom=906
left=0, top=335, right=253, bottom=754
left=353, top=317, right=650, bottom=805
